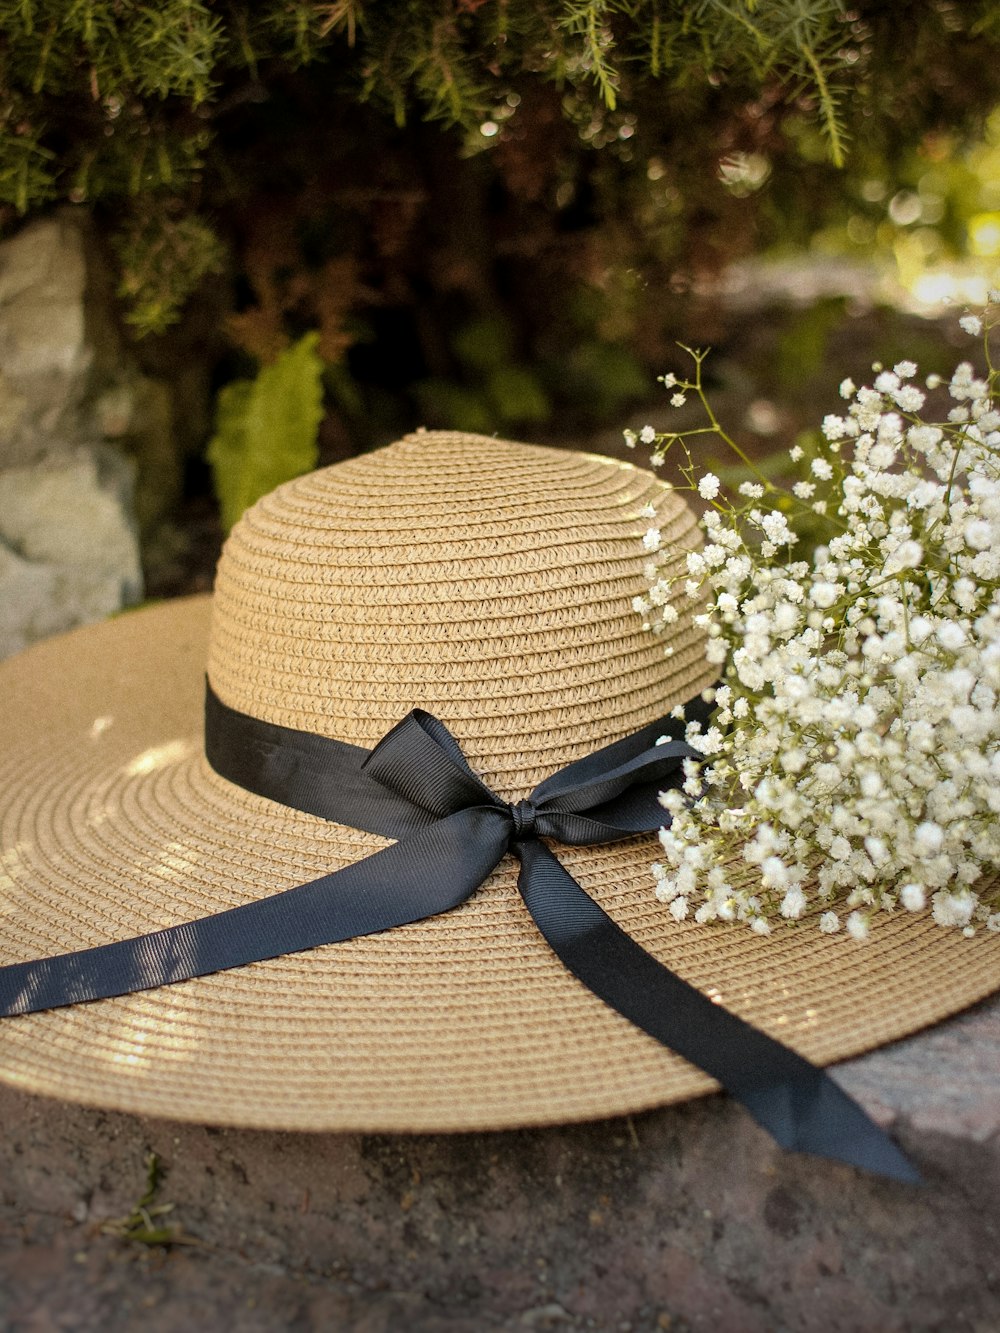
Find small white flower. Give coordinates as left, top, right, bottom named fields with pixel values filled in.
left=931, top=888, right=976, bottom=928
left=811, top=458, right=834, bottom=480
left=642, top=527, right=662, bottom=552
left=698, top=473, right=721, bottom=500
left=671, top=392, right=687, bottom=407
left=959, top=314, right=983, bottom=336
left=640, top=425, right=657, bottom=445
left=846, top=912, right=869, bottom=942
left=839, top=377, right=856, bottom=399
left=654, top=877, right=677, bottom=903
left=900, top=883, right=926, bottom=912
left=886, top=540, right=922, bottom=572
left=913, top=821, right=944, bottom=855
left=761, top=855, right=789, bottom=888
left=936, top=621, right=965, bottom=651
left=810, top=581, right=840, bottom=609
left=780, top=887, right=807, bottom=919
left=692, top=726, right=724, bottom=756
left=893, top=385, right=925, bottom=412
left=829, top=834, right=851, bottom=860
left=819, top=911, right=840, bottom=934
left=964, top=519, right=991, bottom=550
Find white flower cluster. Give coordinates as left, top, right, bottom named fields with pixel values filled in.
left=633, top=309, right=1000, bottom=938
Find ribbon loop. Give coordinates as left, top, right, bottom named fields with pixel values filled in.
left=532, top=737, right=693, bottom=812
left=363, top=709, right=499, bottom=818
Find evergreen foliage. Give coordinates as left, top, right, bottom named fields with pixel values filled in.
left=3, top=1, right=999, bottom=337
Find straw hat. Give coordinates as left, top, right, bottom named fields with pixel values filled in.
left=0, top=430, right=997, bottom=1131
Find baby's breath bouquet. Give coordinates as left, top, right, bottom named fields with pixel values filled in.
left=630, top=302, right=1000, bottom=941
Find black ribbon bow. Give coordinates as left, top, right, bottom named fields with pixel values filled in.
left=0, top=684, right=918, bottom=1184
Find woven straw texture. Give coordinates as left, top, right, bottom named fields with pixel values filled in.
left=0, top=432, right=998, bottom=1131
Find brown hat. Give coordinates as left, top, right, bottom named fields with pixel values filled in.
left=0, top=433, right=997, bottom=1155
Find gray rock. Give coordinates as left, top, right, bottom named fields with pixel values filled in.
left=0, top=447, right=142, bottom=658
left=0, top=214, right=179, bottom=657
left=0, top=213, right=92, bottom=468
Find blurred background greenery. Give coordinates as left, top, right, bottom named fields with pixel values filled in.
left=2, top=0, right=999, bottom=582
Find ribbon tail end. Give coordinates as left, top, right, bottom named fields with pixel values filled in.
left=800, top=1122, right=922, bottom=1185
left=741, top=1076, right=922, bottom=1185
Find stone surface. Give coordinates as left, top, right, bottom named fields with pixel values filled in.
left=0, top=213, right=185, bottom=522
left=0, top=541, right=58, bottom=651
left=0, top=214, right=179, bottom=657
left=835, top=994, right=1000, bottom=1145
left=0, top=216, right=92, bottom=467
left=0, top=446, right=142, bottom=658
left=1, top=993, right=998, bottom=1332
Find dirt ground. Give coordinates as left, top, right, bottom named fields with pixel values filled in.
left=3, top=993, right=999, bottom=1332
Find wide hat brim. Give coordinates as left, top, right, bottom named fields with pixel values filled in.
left=1, top=595, right=999, bottom=1131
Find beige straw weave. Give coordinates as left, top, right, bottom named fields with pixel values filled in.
left=0, top=431, right=998, bottom=1131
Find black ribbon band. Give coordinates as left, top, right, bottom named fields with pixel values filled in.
left=0, top=684, right=918, bottom=1184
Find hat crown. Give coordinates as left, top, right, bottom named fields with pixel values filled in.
left=207, top=431, right=713, bottom=798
